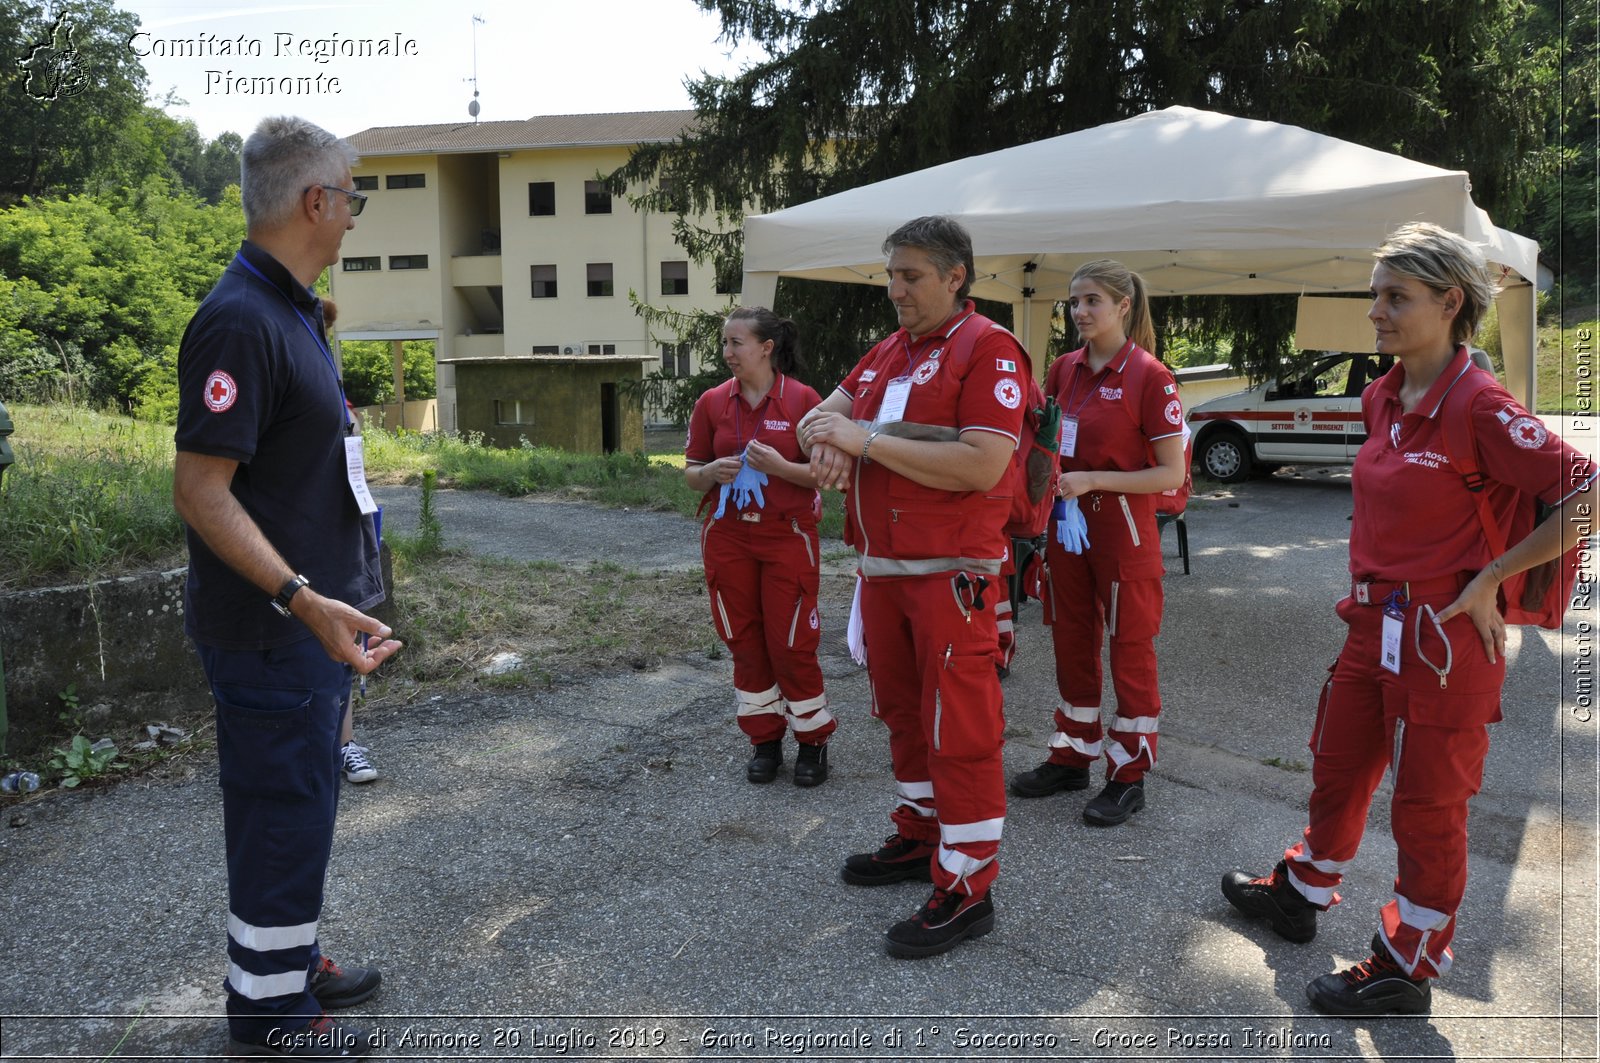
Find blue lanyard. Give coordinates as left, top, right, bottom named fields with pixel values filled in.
left=233, top=253, right=353, bottom=428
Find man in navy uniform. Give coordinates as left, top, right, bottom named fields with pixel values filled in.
left=173, top=115, right=400, bottom=1058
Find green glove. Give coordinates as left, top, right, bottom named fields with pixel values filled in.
left=1033, top=396, right=1062, bottom=453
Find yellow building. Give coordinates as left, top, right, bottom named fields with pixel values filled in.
left=333, top=111, right=727, bottom=445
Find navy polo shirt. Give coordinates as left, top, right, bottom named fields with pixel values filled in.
left=175, top=240, right=382, bottom=649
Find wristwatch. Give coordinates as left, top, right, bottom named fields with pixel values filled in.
left=271, top=574, right=311, bottom=618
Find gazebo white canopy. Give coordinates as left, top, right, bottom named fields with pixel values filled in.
left=741, top=106, right=1540, bottom=403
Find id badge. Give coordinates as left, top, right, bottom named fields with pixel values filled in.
left=877, top=377, right=912, bottom=424
left=1059, top=415, right=1080, bottom=458
left=344, top=434, right=380, bottom=515
left=1380, top=608, right=1404, bottom=675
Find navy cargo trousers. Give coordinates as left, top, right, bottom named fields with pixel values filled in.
left=195, top=637, right=349, bottom=1040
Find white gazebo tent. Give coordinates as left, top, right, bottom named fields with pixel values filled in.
left=740, top=106, right=1540, bottom=405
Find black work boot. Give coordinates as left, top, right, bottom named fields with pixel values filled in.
left=841, top=833, right=935, bottom=886
left=746, top=740, right=782, bottom=784
left=1082, top=778, right=1145, bottom=826
left=884, top=888, right=996, bottom=958
left=793, top=742, right=828, bottom=787
left=1221, top=859, right=1319, bottom=943
left=1305, top=934, right=1433, bottom=1016
left=1009, top=760, right=1091, bottom=798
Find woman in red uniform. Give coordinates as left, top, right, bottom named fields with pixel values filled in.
left=1010, top=260, right=1187, bottom=826
left=685, top=306, right=835, bottom=786
left=1222, top=223, right=1595, bottom=1015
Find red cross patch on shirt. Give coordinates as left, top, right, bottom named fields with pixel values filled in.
left=203, top=370, right=238, bottom=413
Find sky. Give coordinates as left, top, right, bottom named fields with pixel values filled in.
left=111, top=0, right=767, bottom=141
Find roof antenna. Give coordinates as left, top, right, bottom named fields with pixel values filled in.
left=465, top=14, right=485, bottom=121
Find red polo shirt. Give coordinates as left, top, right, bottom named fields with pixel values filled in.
left=1044, top=341, right=1183, bottom=475
left=837, top=303, right=1026, bottom=570
left=686, top=373, right=822, bottom=520
left=1350, top=347, right=1590, bottom=580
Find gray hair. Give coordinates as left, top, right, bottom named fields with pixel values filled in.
left=240, top=116, right=360, bottom=231
left=1373, top=222, right=1498, bottom=345
left=883, top=215, right=976, bottom=301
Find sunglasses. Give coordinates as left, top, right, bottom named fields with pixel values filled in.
left=309, top=184, right=367, bottom=216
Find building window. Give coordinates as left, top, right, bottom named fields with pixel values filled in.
left=661, top=342, right=692, bottom=377
left=584, top=180, right=612, bottom=215
left=530, top=345, right=559, bottom=355
left=531, top=264, right=557, bottom=298
left=586, top=343, right=617, bottom=355
left=494, top=399, right=534, bottom=425
left=661, top=260, right=689, bottom=296
left=658, top=178, right=687, bottom=214
left=586, top=263, right=614, bottom=297
left=342, top=256, right=381, bottom=272
left=528, top=181, right=555, bottom=216
left=386, top=173, right=426, bottom=189
left=352, top=175, right=378, bottom=191
left=388, top=254, right=428, bottom=270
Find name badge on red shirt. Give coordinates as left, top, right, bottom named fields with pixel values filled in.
left=878, top=378, right=912, bottom=424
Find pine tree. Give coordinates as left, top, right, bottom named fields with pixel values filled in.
left=614, top=0, right=1553, bottom=393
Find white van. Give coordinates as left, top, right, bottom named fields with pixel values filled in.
left=1186, top=352, right=1394, bottom=482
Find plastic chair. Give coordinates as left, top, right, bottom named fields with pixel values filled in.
left=1157, top=510, right=1190, bottom=575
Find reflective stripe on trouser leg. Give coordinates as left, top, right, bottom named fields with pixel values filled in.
left=938, top=816, right=1003, bottom=896
left=1105, top=714, right=1158, bottom=782
left=735, top=684, right=786, bottom=744
left=894, top=778, right=937, bottom=821
left=994, top=592, right=1015, bottom=669
left=1048, top=701, right=1102, bottom=763
left=197, top=638, right=346, bottom=1037
left=1381, top=895, right=1454, bottom=977
left=785, top=691, right=835, bottom=742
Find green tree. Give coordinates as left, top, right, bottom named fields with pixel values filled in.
left=1517, top=0, right=1596, bottom=306
left=615, top=0, right=1555, bottom=387
left=2, top=0, right=152, bottom=204
left=0, top=179, right=244, bottom=414
left=339, top=340, right=437, bottom=407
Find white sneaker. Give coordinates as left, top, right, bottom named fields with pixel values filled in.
left=341, top=742, right=378, bottom=784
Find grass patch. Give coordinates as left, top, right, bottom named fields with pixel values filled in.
left=0, top=404, right=184, bottom=590
left=3, top=406, right=854, bottom=592
left=1534, top=318, right=1597, bottom=415
left=373, top=551, right=714, bottom=690
left=364, top=423, right=850, bottom=539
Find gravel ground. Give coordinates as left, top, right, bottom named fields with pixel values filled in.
left=1, top=468, right=1595, bottom=1062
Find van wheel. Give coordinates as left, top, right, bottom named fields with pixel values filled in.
left=1198, top=429, right=1252, bottom=483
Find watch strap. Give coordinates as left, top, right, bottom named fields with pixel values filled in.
left=271, top=574, right=311, bottom=618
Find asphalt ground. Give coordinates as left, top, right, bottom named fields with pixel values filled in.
left=1, top=463, right=1596, bottom=1062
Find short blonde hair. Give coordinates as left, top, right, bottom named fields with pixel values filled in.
left=1373, top=222, right=1497, bottom=346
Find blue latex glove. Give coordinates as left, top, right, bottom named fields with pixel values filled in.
left=713, top=452, right=769, bottom=518
left=1053, top=497, right=1090, bottom=554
